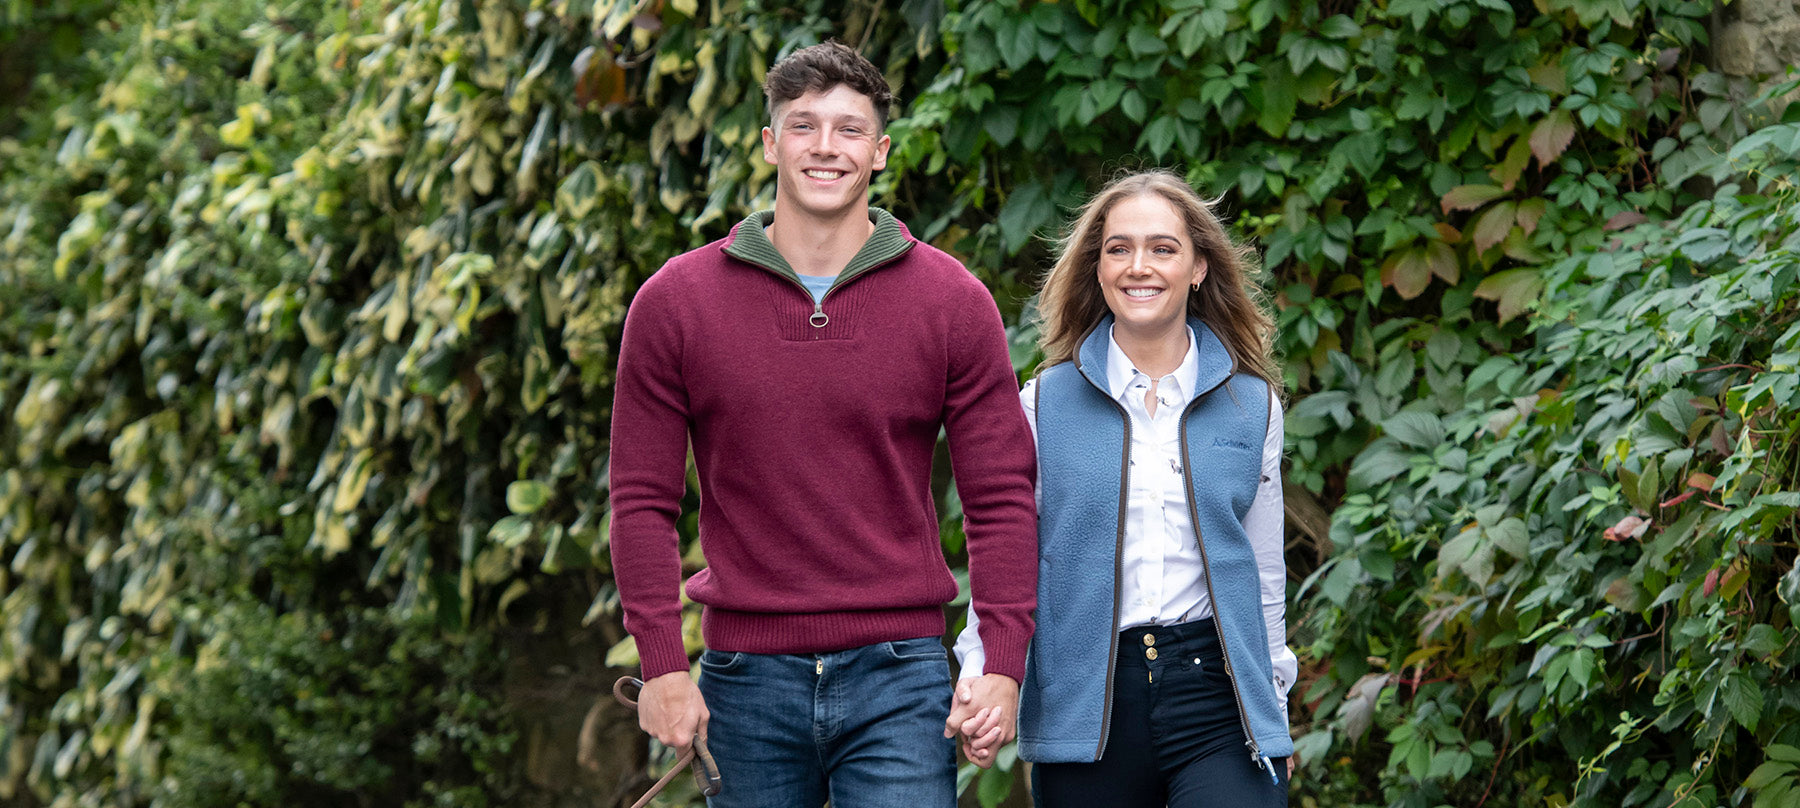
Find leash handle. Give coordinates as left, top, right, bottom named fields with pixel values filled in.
left=690, top=727, right=723, bottom=796
left=613, top=676, right=724, bottom=804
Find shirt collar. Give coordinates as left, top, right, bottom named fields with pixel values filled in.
left=1105, top=325, right=1200, bottom=403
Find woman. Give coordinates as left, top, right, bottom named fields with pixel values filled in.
left=953, top=169, right=1295, bottom=806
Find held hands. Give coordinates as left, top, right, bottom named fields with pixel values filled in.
left=944, top=673, right=1020, bottom=768
left=637, top=670, right=710, bottom=752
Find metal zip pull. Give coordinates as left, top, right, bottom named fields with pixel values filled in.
left=1248, top=743, right=1279, bottom=785
left=809, top=302, right=828, bottom=328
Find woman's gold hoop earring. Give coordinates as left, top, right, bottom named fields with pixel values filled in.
left=1190, top=282, right=1200, bottom=291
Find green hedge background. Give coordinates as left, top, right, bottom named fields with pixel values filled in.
left=3, top=0, right=1798, bottom=806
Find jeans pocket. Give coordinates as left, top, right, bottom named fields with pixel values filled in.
left=885, top=636, right=948, bottom=662
left=698, top=649, right=743, bottom=672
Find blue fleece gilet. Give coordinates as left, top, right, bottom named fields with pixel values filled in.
left=1016, top=315, right=1294, bottom=764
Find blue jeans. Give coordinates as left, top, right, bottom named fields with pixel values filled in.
left=698, top=636, right=957, bottom=808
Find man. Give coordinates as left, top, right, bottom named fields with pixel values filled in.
left=607, top=40, right=1036, bottom=806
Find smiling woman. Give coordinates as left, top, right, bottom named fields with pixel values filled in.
left=1098, top=194, right=1208, bottom=379
left=953, top=170, right=1295, bottom=807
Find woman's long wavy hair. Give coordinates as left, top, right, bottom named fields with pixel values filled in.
left=1035, top=169, right=1279, bottom=389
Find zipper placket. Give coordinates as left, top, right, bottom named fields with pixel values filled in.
left=1179, top=383, right=1280, bottom=785
left=1075, top=358, right=1130, bottom=763
left=765, top=243, right=916, bottom=328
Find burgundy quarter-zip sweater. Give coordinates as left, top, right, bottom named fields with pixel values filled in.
left=608, top=209, right=1038, bottom=681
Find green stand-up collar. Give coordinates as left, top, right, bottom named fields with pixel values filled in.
left=722, top=207, right=914, bottom=283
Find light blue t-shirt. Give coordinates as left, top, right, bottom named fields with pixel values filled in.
left=797, top=273, right=835, bottom=304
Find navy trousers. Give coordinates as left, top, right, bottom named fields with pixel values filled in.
left=1031, top=619, right=1289, bottom=807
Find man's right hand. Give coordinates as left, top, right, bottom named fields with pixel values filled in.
left=637, top=670, right=709, bottom=751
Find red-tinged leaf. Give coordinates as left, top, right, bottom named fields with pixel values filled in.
left=1657, top=47, right=1680, bottom=71
left=1527, top=62, right=1568, bottom=94
left=1659, top=489, right=1696, bottom=508
left=1474, top=268, right=1544, bottom=322
left=1605, top=211, right=1648, bottom=231
left=1440, top=184, right=1508, bottom=214
left=1433, top=222, right=1462, bottom=244
left=1604, top=514, right=1650, bottom=542
left=1688, top=472, right=1717, bottom=490
left=1501, top=227, right=1547, bottom=263
left=1529, top=109, right=1577, bottom=168
left=1424, top=240, right=1458, bottom=283
left=1721, top=560, right=1750, bottom=601
left=1702, top=567, right=1719, bottom=597
left=1381, top=249, right=1432, bottom=299
left=1710, top=422, right=1731, bottom=455
left=1515, top=198, right=1547, bottom=236
left=1491, top=136, right=1531, bottom=190
left=1472, top=200, right=1517, bottom=253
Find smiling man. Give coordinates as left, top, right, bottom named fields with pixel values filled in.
left=607, top=41, right=1038, bottom=806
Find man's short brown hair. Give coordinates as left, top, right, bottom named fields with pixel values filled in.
left=763, top=40, right=893, bottom=130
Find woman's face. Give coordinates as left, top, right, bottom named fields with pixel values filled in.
left=1097, top=193, right=1207, bottom=337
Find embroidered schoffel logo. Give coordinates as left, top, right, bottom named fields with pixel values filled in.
left=1211, top=437, right=1256, bottom=452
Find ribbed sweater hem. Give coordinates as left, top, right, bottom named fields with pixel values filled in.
left=702, top=606, right=948, bottom=656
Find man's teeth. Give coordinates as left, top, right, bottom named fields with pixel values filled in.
left=1125, top=288, right=1161, bottom=298
left=805, top=170, right=843, bottom=179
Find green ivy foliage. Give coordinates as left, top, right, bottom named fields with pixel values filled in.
left=1, top=0, right=1796, bottom=806
left=1300, top=119, right=1800, bottom=807
left=158, top=604, right=512, bottom=808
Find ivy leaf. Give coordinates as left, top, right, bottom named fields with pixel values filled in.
left=1126, top=23, right=1167, bottom=57
left=1258, top=67, right=1298, bottom=137
left=506, top=480, right=552, bottom=515
left=1472, top=200, right=1518, bottom=253
left=977, top=764, right=1014, bottom=806
left=1425, top=240, right=1459, bottom=283
left=1675, top=228, right=1731, bottom=262
left=489, top=515, right=533, bottom=548
left=997, top=181, right=1055, bottom=255
left=1318, top=14, right=1360, bottom=38
left=1140, top=116, right=1178, bottom=158
left=1473, top=268, right=1544, bottom=322
left=1381, top=248, right=1432, bottom=299
left=983, top=105, right=1021, bottom=147
left=1529, top=109, right=1577, bottom=167
left=1515, top=198, right=1547, bottom=235
left=1439, top=526, right=1480, bottom=578
left=1487, top=517, right=1529, bottom=558
left=1724, top=673, right=1764, bottom=731
left=1605, top=210, right=1648, bottom=230
left=1119, top=89, right=1147, bottom=123
left=1491, top=136, right=1532, bottom=190
left=1440, top=184, right=1508, bottom=214
left=1384, top=410, right=1446, bottom=449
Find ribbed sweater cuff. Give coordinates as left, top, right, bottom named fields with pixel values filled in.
left=635, top=631, right=692, bottom=680
left=979, top=626, right=1032, bottom=683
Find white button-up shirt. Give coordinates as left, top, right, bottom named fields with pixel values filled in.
left=956, top=326, right=1297, bottom=718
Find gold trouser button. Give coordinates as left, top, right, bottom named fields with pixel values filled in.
left=1143, top=633, right=1157, bottom=646
left=1146, top=647, right=1159, bottom=661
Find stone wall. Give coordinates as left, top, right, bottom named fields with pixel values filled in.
left=1717, top=0, right=1800, bottom=78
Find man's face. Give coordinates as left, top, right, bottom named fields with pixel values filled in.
left=762, top=84, right=890, bottom=223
